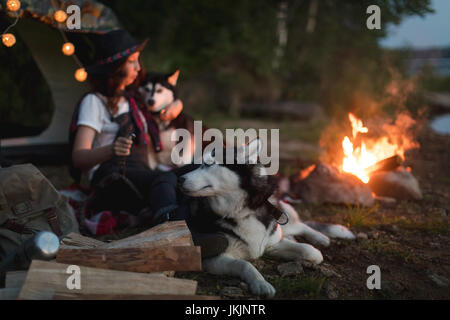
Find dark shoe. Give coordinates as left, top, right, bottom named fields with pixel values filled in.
left=149, top=211, right=170, bottom=227
left=148, top=205, right=189, bottom=228
left=191, top=232, right=228, bottom=259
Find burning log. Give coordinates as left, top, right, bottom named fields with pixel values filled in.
left=365, top=155, right=403, bottom=175
left=290, top=163, right=375, bottom=206
left=338, top=112, right=419, bottom=183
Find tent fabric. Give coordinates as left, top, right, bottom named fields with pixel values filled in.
left=0, top=0, right=124, bottom=150
left=2, top=17, right=89, bottom=147
left=0, top=0, right=121, bottom=33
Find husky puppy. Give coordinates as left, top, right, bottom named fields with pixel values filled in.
left=137, top=70, right=195, bottom=170
left=179, top=139, right=354, bottom=298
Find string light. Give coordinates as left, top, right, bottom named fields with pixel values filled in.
left=62, top=42, right=75, bottom=56
left=50, top=1, right=86, bottom=81
left=2, top=1, right=20, bottom=48
left=75, top=68, right=87, bottom=82
left=6, top=0, right=21, bottom=12
left=54, top=10, right=67, bottom=23
left=2, top=0, right=87, bottom=81
left=2, top=33, right=16, bottom=47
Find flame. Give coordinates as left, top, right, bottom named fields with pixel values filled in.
left=348, top=113, right=368, bottom=138
left=299, top=164, right=316, bottom=180
left=341, top=113, right=406, bottom=183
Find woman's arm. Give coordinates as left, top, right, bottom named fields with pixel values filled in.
left=72, top=125, right=133, bottom=170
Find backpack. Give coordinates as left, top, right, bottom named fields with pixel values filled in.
left=0, top=164, right=79, bottom=270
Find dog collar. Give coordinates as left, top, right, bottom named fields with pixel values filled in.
left=266, top=200, right=289, bottom=225
left=150, top=109, right=164, bottom=116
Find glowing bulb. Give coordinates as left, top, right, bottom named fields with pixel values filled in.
left=54, top=10, right=67, bottom=23
left=6, top=0, right=21, bottom=12
left=2, top=33, right=16, bottom=47
left=75, top=68, right=87, bottom=82
left=62, top=42, right=75, bottom=56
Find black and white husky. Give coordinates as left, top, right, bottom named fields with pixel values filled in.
left=179, top=139, right=355, bottom=298
left=137, top=70, right=196, bottom=170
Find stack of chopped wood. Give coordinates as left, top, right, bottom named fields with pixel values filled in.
left=1, top=221, right=218, bottom=300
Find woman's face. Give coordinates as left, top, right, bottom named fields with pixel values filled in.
left=121, top=52, right=141, bottom=88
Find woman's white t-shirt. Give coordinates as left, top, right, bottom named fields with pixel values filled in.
left=77, top=93, right=144, bottom=181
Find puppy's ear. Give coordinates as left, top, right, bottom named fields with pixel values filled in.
left=247, top=138, right=262, bottom=159
left=168, top=70, right=180, bottom=86
left=203, top=150, right=215, bottom=165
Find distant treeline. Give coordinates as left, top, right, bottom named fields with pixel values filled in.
left=0, top=0, right=439, bottom=134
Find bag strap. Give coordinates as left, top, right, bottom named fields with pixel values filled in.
left=0, top=208, right=62, bottom=237
left=44, top=208, right=63, bottom=237
left=0, top=219, right=33, bottom=235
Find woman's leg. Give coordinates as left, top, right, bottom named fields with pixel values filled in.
left=142, top=164, right=201, bottom=221
left=91, top=162, right=202, bottom=227
left=122, top=164, right=193, bottom=224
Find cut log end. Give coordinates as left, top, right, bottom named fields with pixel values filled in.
left=366, top=155, right=403, bottom=176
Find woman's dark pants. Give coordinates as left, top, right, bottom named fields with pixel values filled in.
left=91, top=159, right=199, bottom=224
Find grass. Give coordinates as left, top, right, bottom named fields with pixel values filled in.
left=438, top=176, right=450, bottom=186
left=189, top=109, right=328, bottom=145
left=330, top=204, right=380, bottom=229
left=327, top=200, right=449, bottom=234
left=359, top=238, right=420, bottom=264
left=270, top=276, right=326, bottom=299
left=361, top=239, right=400, bottom=255
left=396, top=216, right=450, bottom=234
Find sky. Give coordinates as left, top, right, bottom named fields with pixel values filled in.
left=380, top=0, right=450, bottom=49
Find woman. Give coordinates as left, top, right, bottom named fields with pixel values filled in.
left=72, top=29, right=190, bottom=226
left=72, top=30, right=228, bottom=257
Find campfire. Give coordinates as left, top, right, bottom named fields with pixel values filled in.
left=290, top=112, right=422, bottom=206
left=340, top=113, right=406, bottom=184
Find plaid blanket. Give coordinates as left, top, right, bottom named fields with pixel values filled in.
left=60, top=184, right=143, bottom=236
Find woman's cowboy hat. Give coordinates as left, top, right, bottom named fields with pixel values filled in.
left=86, top=29, right=148, bottom=75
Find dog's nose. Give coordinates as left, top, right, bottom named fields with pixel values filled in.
left=147, top=98, right=155, bottom=106
left=178, top=177, right=186, bottom=185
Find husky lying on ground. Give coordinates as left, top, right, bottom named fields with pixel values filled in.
left=179, top=139, right=355, bottom=298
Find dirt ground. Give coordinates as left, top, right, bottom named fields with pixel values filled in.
left=37, top=123, right=450, bottom=300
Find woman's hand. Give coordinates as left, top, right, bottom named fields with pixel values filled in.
left=113, top=137, right=133, bottom=156
left=160, top=99, right=183, bottom=121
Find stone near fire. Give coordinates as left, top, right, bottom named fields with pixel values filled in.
left=356, top=232, right=369, bottom=240
left=368, top=168, right=422, bottom=200
left=291, top=163, right=375, bottom=207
